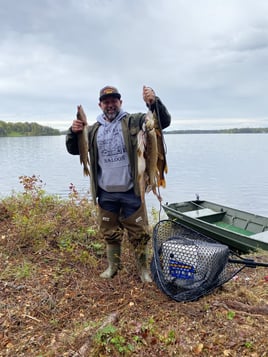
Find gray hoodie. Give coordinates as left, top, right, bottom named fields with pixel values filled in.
left=96, top=110, right=133, bottom=192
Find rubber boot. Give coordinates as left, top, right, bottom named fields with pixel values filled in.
left=135, top=244, right=152, bottom=283
left=100, top=243, right=121, bottom=279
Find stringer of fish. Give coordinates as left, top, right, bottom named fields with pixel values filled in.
left=137, top=110, right=167, bottom=202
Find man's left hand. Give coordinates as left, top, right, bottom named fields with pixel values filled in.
left=143, top=85, right=156, bottom=106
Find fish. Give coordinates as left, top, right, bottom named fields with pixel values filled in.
left=137, top=110, right=166, bottom=202
left=153, top=110, right=168, bottom=188
left=76, top=105, right=90, bottom=176
left=137, top=128, right=147, bottom=203
left=144, top=110, right=161, bottom=200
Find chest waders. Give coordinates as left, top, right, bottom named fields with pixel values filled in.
left=99, top=204, right=152, bottom=283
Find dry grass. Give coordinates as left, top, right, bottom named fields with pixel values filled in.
left=0, top=176, right=268, bottom=356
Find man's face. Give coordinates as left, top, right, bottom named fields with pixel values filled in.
left=99, top=97, right=122, bottom=121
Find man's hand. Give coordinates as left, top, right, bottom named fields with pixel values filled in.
left=71, top=119, right=84, bottom=133
left=72, top=105, right=88, bottom=133
left=143, top=85, right=156, bottom=106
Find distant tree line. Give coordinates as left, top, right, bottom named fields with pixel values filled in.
left=0, top=121, right=60, bottom=137
left=164, top=127, right=268, bottom=134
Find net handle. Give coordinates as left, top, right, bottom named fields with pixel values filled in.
left=228, top=258, right=268, bottom=268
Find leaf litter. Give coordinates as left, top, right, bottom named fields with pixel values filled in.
left=0, top=178, right=267, bottom=356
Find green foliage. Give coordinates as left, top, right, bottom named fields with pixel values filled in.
left=142, top=316, right=155, bottom=332
left=15, top=261, right=33, bottom=279
left=226, top=310, right=236, bottom=320
left=244, top=341, right=253, bottom=349
left=94, top=324, right=134, bottom=355
left=0, top=175, right=99, bottom=257
left=1, top=260, right=35, bottom=280
left=159, top=329, right=176, bottom=345
left=0, top=120, right=60, bottom=136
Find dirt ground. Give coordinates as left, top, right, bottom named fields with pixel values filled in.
left=1, top=223, right=268, bottom=357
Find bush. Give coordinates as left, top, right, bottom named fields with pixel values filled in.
left=0, top=175, right=101, bottom=257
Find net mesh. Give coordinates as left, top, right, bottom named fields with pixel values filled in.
left=150, top=220, right=246, bottom=302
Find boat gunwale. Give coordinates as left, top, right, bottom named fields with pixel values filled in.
left=166, top=200, right=268, bottom=222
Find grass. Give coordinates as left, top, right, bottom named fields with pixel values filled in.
left=0, top=175, right=268, bottom=356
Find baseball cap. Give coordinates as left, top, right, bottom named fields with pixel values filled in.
left=99, top=86, right=121, bottom=101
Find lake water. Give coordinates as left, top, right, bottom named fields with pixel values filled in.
left=1, top=134, right=268, bottom=216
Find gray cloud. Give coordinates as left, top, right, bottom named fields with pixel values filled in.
left=1, top=0, right=268, bottom=130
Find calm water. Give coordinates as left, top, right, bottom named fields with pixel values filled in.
left=1, top=134, right=268, bottom=216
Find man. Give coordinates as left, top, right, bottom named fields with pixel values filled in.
left=66, top=85, right=171, bottom=283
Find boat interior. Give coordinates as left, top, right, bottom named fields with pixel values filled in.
left=167, top=201, right=268, bottom=239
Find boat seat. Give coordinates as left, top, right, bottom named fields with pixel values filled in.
left=184, top=208, right=217, bottom=218
left=251, top=231, right=268, bottom=243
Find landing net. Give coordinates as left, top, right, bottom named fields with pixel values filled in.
left=150, top=220, right=246, bottom=302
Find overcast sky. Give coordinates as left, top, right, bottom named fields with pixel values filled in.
left=1, top=0, right=268, bottom=131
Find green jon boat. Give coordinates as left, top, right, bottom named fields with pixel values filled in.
left=162, top=199, right=268, bottom=253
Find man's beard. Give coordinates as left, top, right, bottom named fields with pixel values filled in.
left=103, top=108, right=120, bottom=121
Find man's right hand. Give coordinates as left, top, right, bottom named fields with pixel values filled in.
left=71, top=119, right=84, bottom=133
left=72, top=105, right=88, bottom=133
